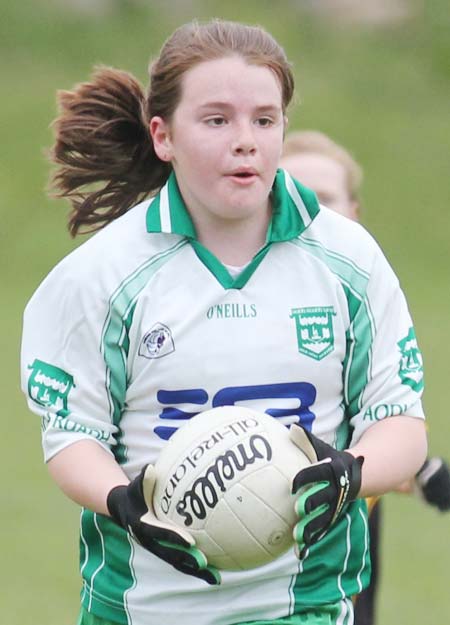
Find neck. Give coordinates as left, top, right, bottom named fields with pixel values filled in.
left=192, top=207, right=271, bottom=265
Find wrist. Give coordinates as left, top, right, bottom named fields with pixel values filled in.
left=347, top=453, right=364, bottom=500
left=107, top=484, right=129, bottom=527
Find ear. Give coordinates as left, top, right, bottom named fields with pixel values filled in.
left=282, top=116, right=288, bottom=141
left=149, top=116, right=173, bottom=162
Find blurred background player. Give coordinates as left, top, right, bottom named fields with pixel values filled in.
left=281, top=129, right=450, bottom=625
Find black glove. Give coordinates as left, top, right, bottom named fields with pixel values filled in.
left=415, top=457, right=450, bottom=512
left=107, top=465, right=220, bottom=585
left=290, top=424, right=364, bottom=556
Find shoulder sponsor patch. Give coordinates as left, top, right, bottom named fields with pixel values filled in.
left=397, top=327, right=424, bottom=392
left=28, top=359, right=75, bottom=415
left=290, top=306, right=336, bottom=361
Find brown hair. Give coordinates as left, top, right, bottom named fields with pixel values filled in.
left=282, top=130, right=363, bottom=202
left=49, top=19, right=294, bottom=236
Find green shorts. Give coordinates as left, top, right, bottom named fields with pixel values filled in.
left=78, top=599, right=353, bottom=625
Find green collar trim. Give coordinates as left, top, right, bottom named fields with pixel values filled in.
left=146, top=169, right=320, bottom=288
left=190, top=239, right=272, bottom=289
left=146, top=173, right=197, bottom=238
left=268, top=169, right=320, bottom=241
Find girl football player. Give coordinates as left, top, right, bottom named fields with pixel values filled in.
left=21, top=19, right=427, bottom=625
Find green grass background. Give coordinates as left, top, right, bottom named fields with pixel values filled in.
left=2, top=1, right=449, bottom=623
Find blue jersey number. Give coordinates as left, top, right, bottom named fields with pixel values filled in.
left=155, top=382, right=316, bottom=440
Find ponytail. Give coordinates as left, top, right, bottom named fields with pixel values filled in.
left=49, top=66, right=170, bottom=236
left=49, top=21, right=294, bottom=236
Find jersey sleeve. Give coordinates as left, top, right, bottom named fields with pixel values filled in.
left=345, top=242, right=425, bottom=445
left=20, top=258, right=120, bottom=462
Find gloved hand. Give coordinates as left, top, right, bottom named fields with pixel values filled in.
left=290, top=424, right=364, bottom=557
left=415, top=457, right=450, bottom=512
left=107, top=464, right=221, bottom=585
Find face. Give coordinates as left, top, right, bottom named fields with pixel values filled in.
left=280, top=152, right=359, bottom=220
left=150, top=56, right=285, bottom=231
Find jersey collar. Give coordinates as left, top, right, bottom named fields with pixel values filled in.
left=146, top=169, right=320, bottom=241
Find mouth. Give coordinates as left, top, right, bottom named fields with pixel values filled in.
left=226, top=168, right=259, bottom=183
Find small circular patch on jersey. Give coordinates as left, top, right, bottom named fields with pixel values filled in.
left=139, top=323, right=175, bottom=359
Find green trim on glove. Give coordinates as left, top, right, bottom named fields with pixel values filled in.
left=107, top=465, right=221, bottom=585
left=289, top=424, right=364, bottom=557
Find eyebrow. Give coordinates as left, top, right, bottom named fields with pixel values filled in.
left=197, top=102, right=282, bottom=113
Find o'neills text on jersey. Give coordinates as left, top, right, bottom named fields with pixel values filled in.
left=207, top=303, right=257, bottom=319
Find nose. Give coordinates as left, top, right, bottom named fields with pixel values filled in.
left=231, top=122, right=257, bottom=156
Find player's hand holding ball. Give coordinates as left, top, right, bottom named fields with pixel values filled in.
left=290, top=424, right=364, bottom=557
left=107, top=465, right=221, bottom=585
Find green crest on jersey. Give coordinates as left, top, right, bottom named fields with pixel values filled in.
left=28, top=359, right=74, bottom=415
left=397, top=327, right=424, bottom=392
left=290, top=306, right=336, bottom=360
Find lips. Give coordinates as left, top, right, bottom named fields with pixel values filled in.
left=226, top=167, right=259, bottom=186
left=228, top=167, right=258, bottom=178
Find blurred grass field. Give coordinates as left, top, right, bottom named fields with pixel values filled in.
left=2, top=1, right=449, bottom=623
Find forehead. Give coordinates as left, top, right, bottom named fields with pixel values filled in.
left=178, top=56, right=283, bottom=110
left=281, top=152, right=348, bottom=193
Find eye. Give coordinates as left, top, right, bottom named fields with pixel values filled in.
left=255, top=116, right=276, bottom=128
left=205, top=116, right=227, bottom=127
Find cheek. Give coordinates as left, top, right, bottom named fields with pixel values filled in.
left=183, top=135, right=217, bottom=163
left=263, top=132, right=284, bottom=163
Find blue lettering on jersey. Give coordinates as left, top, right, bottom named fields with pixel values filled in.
left=154, top=382, right=316, bottom=440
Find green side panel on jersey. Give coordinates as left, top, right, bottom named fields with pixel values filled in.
left=101, top=239, right=188, bottom=463
left=342, top=286, right=375, bottom=418
left=80, top=510, right=133, bottom=625
left=286, top=237, right=373, bottom=611
left=291, top=499, right=371, bottom=607
left=334, top=416, right=351, bottom=451
left=293, top=236, right=376, bottom=419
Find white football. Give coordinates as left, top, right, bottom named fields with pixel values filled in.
left=153, top=405, right=311, bottom=571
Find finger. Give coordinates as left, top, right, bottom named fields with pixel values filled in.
left=154, top=539, right=208, bottom=568
left=292, top=460, right=333, bottom=493
left=293, top=503, right=329, bottom=545
left=294, top=542, right=309, bottom=560
left=295, top=481, right=329, bottom=517
left=191, top=567, right=221, bottom=586
left=153, top=540, right=221, bottom=585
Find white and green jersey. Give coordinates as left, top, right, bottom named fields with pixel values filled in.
left=21, top=169, right=424, bottom=625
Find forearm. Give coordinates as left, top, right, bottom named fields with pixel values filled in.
left=349, top=416, right=427, bottom=498
left=47, top=439, right=129, bottom=515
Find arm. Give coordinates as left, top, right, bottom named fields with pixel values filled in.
left=22, top=257, right=220, bottom=584
left=290, top=415, right=427, bottom=555
left=349, top=415, right=427, bottom=498
left=47, top=439, right=129, bottom=515
left=46, top=439, right=220, bottom=584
